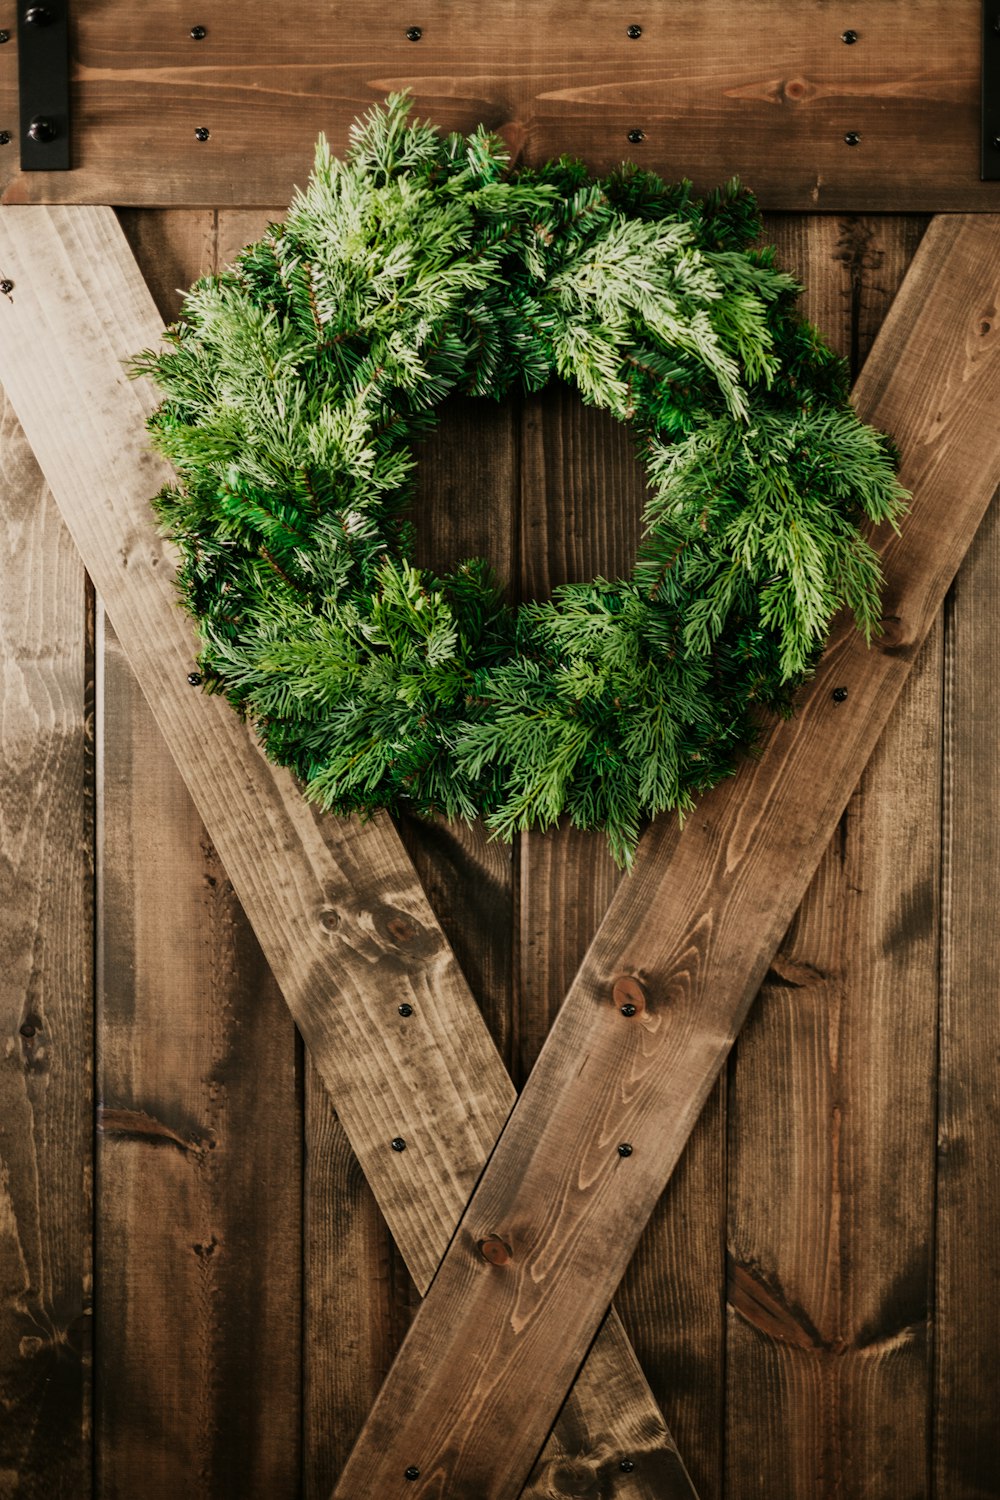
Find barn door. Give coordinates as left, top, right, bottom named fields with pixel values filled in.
left=3, top=9, right=1000, bottom=1499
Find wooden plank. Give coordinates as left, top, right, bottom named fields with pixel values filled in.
left=0, top=205, right=695, bottom=1497
left=330, top=213, right=1000, bottom=1500
left=0, top=383, right=92, bottom=1492
left=516, top=386, right=725, bottom=1498
left=95, top=208, right=302, bottom=1498
left=97, top=621, right=303, bottom=1497
left=725, top=628, right=942, bottom=1497
left=934, top=408, right=1000, bottom=1494
left=1, top=0, right=999, bottom=212
left=722, top=214, right=940, bottom=1497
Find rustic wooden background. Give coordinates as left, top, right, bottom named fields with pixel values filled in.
left=3, top=3, right=1000, bottom=1495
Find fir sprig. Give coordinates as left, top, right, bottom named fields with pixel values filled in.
left=133, top=94, right=907, bottom=867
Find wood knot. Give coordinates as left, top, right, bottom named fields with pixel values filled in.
left=612, top=974, right=646, bottom=1014
left=478, top=1235, right=512, bottom=1266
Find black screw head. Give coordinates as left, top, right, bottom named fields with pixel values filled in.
left=620, top=1002, right=637, bottom=1017
left=187, top=671, right=202, bottom=686
left=0, top=131, right=10, bottom=145
left=617, top=1142, right=633, bottom=1157
left=0, top=279, right=13, bottom=295
left=626, top=24, right=642, bottom=38
left=28, top=117, right=56, bottom=143
left=844, top=131, right=861, bottom=147
left=190, top=24, right=206, bottom=38
left=405, top=25, right=422, bottom=40
left=391, top=1137, right=407, bottom=1152
left=841, top=28, right=858, bottom=43
left=404, top=1468, right=420, bottom=1482
left=627, top=128, right=645, bottom=144
left=194, top=126, right=210, bottom=141
left=0, top=30, right=9, bottom=42
left=993, top=135, right=1000, bottom=150
left=398, top=1003, right=414, bottom=1017
left=832, top=686, right=849, bottom=703
left=620, top=1458, right=637, bottom=1473
left=24, top=6, right=52, bottom=23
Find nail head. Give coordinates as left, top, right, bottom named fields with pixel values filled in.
left=0, top=30, right=9, bottom=41
left=391, top=1137, right=406, bottom=1152
left=620, top=1459, right=637, bottom=1473
left=0, top=132, right=10, bottom=145
left=190, top=24, right=206, bottom=38
left=626, top=24, right=642, bottom=38
left=404, top=1467, right=420, bottom=1480
left=0, top=279, right=13, bottom=295
left=194, top=126, right=210, bottom=141
left=841, top=28, right=858, bottom=43
left=24, top=6, right=52, bottom=24
left=627, top=128, right=645, bottom=144
left=28, top=117, right=56, bottom=143
left=187, top=671, right=202, bottom=686
left=620, top=1003, right=637, bottom=1017
left=617, top=1142, right=633, bottom=1157
left=844, top=131, right=861, bottom=146
left=405, top=25, right=422, bottom=40
left=398, top=1003, right=414, bottom=1017
left=832, top=686, right=849, bottom=702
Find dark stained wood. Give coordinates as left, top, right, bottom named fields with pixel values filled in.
left=97, top=622, right=303, bottom=1498
left=1, top=1, right=998, bottom=211
left=722, top=215, right=940, bottom=1499
left=330, top=215, right=1000, bottom=1500
left=934, top=417, right=1000, bottom=1494
left=0, top=204, right=693, bottom=1498
left=0, top=387, right=92, bottom=1494
left=95, top=209, right=302, bottom=1498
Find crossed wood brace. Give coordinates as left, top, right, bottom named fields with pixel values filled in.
left=1, top=206, right=998, bottom=1500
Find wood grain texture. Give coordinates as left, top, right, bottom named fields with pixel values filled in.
left=722, top=214, right=939, bottom=1498
left=516, top=384, right=720, bottom=1499
left=935, top=420, right=1000, bottom=1496
left=0, top=383, right=92, bottom=1493
left=0, top=205, right=693, bottom=1497
left=97, top=620, right=303, bottom=1497
left=331, top=214, right=1000, bottom=1500
left=1, top=1, right=999, bottom=211
left=514, top=388, right=699, bottom=1498
left=95, top=210, right=302, bottom=1498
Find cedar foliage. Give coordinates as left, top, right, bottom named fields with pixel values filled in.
left=134, top=94, right=907, bottom=865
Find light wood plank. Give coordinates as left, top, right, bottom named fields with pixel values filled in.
left=0, top=205, right=694, bottom=1497
left=330, top=214, right=1000, bottom=1500
left=1, top=1, right=998, bottom=212
left=0, top=382, right=92, bottom=1494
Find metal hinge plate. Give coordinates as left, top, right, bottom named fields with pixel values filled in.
left=17, top=1, right=70, bottom=171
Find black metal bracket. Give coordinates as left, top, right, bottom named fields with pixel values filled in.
left=17, top=0, right=70, bottom=171
left=983, top=1, right=1000, bottom=179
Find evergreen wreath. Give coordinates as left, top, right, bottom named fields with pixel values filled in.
left=134, top=94, right=907, bottom=866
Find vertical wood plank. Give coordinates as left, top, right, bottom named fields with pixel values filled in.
left=935, top=403, right=1000, bottom=1495
left=95, top=211, right=302, bottom=1499
left=0, top=390, right=93, bottom=1497
left=724, top=215, right=937, bottom=1497
left=516, top=386, right=724, bottom=1494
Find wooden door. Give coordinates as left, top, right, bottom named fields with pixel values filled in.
left=2, top=7, right=1000, bottom=1496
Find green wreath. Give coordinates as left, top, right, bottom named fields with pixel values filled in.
left=134, top=94, right=906, bottom=865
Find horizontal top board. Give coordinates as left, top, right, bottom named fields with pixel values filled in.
left=0, top=0, right=997, bottom=210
